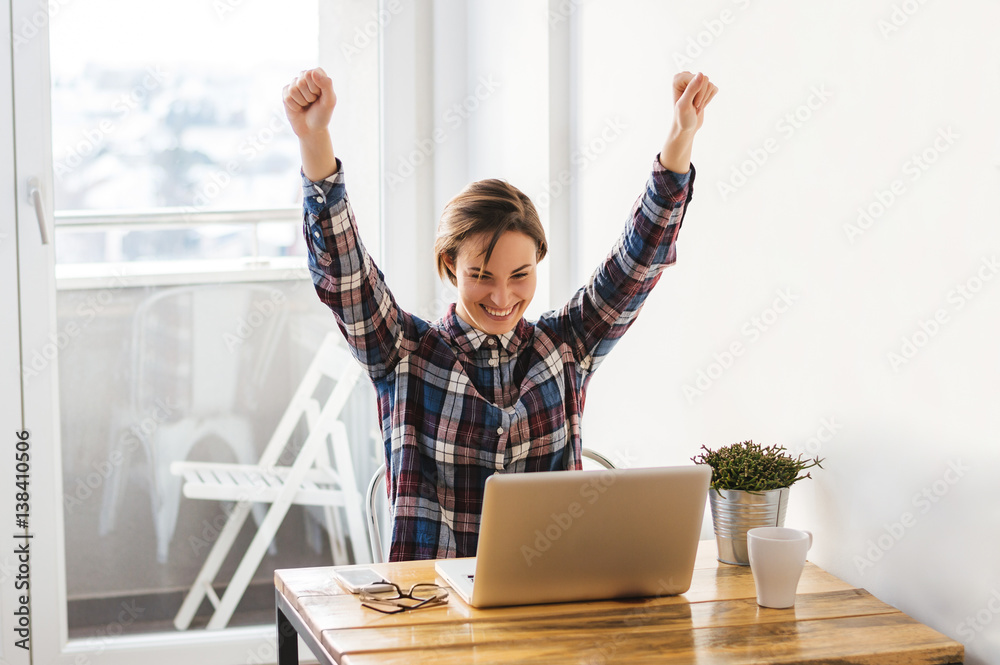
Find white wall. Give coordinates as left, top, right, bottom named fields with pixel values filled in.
left=573, top=1, right=1000, bottom=663
left=378, top=0, right=997, bottom=659
left=378, top=0, right=556, bottom=320
left=466, top=0, right=553, bottom=316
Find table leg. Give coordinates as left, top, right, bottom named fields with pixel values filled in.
left=276, top=603, right=298, bottom=665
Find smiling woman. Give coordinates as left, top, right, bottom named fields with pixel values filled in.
left=285, top=66, right=717, bottom=562
left=435, top=178, right=548, bottom=336
left=446, top=230, right=540, bottom=336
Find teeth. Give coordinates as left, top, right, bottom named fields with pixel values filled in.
left=483, top=305, right=515, bottom=317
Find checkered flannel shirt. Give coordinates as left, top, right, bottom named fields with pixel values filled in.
left=303, top=156, right=694, bottom=561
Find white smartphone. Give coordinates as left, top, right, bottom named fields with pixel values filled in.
left=334, top=567, right=390, bottom=593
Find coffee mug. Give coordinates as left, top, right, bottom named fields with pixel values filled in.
left=747, top=527, right=813, bottom=609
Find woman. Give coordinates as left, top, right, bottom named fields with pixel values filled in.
left=284, top=67, right=717, bottom=561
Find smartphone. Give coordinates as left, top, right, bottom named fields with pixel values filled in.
left=334, top=567, right=390, bottom=593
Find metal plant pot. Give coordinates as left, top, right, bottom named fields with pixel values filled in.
left=709, top=487, right=789, bottom=565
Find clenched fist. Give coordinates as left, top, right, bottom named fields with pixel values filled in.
left=283, top=68, right=337, bottom=139
left=659, top=71, right=718, bottom=172
left=672, top=71, right=718, bottom=134
left=284, top=67, right=339, bottom=181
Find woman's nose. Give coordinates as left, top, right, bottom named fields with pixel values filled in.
left=490, top=284, right=513, bottom=307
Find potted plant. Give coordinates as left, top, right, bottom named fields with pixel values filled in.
left=692, top=440, right=823, bottom=565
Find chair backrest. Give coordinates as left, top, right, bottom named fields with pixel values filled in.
left=364, top=448, right=617, bottom=564
left=130, top=284, right=288, bottom=418
left=257, top=332, right=363, bottom=469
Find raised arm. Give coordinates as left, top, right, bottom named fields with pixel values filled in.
left=659, top=71, right=718, bottom=173
left=285, top=68, right=418, bottom=380
left=283, top=68, right=339, bottom=181
left=544, top=71, right=718, bottom=372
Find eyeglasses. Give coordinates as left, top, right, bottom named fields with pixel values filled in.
left=358, top=582, right=449, bottom=614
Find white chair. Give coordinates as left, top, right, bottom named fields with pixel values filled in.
left=170, top=333, right=370, bottom=630
left=99, top=284, right=287, bottom=563
left=365, top=448, right=618, bottom=564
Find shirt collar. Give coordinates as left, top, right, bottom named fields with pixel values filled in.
left=443, top=304, right=531, bottom=354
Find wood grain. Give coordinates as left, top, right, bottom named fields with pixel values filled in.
left=282, top=560, right=852, bottom=635
left=275, top=539, right=964, bottom=665
left=338, top=612, right=962, bottom=665
left=323, top=589, right=899, bottom=658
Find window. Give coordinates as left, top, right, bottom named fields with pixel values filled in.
left=51, top=0, right=318, bottom=269
left=47, top=0, right=366, bottom=640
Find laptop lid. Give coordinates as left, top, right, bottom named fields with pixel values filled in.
left=438, top=465, right=710, bottom=608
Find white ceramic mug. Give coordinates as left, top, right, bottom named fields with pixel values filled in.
left=747, top=527, right=813, bottom=609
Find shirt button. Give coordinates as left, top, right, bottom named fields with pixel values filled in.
left=496, top=427, right=503, bottom=435
left=489, top=358, right=498, bottom=367
left=487, top=338, right=496, bottom=346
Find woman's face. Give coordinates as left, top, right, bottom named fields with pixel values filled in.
left=446, top=231, right=539, bottom=335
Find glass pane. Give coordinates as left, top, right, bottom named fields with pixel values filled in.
left=57, top=282, right=377, bottom=636
left=54, top=219, right=307, bottom=265
left=44, top=0, right=383, bottom=639
left=50, top=0, right=316, bottom=215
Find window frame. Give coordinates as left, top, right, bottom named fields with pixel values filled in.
left=53, top=207, right=308, bottom=289
left=11, top=0, right=384, bottom=661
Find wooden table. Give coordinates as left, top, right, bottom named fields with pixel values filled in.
left=274, top=540, right=963, bottom=664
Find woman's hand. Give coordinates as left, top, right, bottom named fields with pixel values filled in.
left=283, top=68, right=339, bottom=180
left=283, top=68, right=337, bottom=138
left=659, top=71, right=718, bottom=173
left=672, top=71, right=718, bottom=134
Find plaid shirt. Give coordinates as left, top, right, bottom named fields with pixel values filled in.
left=303, top=156, right=694, bottom=561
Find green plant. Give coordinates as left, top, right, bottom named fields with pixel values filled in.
left=691, top=440, right=823, bottom=492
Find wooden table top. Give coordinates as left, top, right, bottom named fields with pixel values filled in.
left=274, top=540, right=963, bottom=664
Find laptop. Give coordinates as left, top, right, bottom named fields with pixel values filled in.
left=435, top=465, right=710, bottom=608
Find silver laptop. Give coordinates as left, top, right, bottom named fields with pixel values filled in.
left=435, top=465, right=710, bottom=608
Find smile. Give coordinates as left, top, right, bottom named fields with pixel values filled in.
left=482, top=304, right=516, bottom=319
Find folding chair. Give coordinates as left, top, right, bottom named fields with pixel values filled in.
left=365, top=448, right=617, bottom=564
left=100, top=284, right=288, bottom=564
left=170, top=333, right=369, bottom=629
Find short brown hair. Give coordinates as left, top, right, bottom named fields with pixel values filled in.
left=435, top=179, right=547, bottom=286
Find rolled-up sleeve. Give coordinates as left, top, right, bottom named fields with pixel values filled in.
left=302, top=158, right=410, bottom=380
left=545, top=155, right=695, bottom=377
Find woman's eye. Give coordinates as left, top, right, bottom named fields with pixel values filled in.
left=513, top=273, right=527, bottom=280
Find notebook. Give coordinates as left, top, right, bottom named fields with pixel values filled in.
left=435, top=465, right=710, bottom=608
